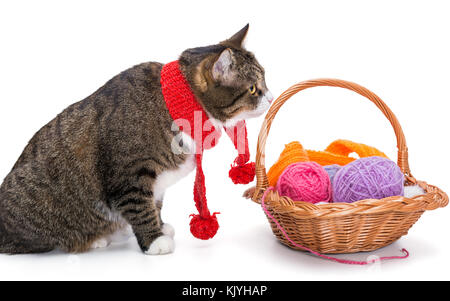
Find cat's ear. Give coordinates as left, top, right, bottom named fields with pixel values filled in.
left=212, top=48, right=235, bottom=84
left=222, top=24, right=249, bottom=48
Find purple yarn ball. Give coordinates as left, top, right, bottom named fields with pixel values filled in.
left=332, top=156, right=404, bottom=203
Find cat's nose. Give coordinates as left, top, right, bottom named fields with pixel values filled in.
left=265, top=91, right=274, bottom=103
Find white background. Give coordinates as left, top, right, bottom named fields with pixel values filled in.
left=0, top=0, right=449, bottom=281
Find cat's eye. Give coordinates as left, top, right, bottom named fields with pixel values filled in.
left=249, top=85, right=257, bottom=95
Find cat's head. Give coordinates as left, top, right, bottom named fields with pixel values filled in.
left=179, top=24, right=273, bottom=127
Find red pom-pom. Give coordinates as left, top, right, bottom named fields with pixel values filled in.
left=189, top=213, right=219, bottom=240
left=229, top=162, right=256, bottom=184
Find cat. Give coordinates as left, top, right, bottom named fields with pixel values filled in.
left=0, top=24, right=273, bottom=255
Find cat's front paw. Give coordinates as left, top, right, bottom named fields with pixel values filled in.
left=243, top=186, right=256, bottom=199
left=145, top=235, right=174, bottom=255
left=162, top=223, right=175, bottom=238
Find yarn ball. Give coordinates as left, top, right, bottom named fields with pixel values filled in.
left=404, top=185, right=425, bottom=198
left=267, top=141, right=309, bottom=187
left=333, top=156, right=404, bottom=203
left=323, top=164, right=342, bottom=183
left=276, top=162, right=332, bottom=204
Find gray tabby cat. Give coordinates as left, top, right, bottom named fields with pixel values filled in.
left=0, top=24, right=272, bottom=255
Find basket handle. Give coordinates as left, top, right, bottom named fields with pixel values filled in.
left=254, top=78, right=411, bottom=199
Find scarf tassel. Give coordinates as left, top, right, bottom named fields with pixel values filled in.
left=189, top=213, right=220, bottom=240
left=229, top=161, right=256, bottom=184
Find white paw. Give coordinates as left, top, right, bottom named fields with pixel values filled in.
left=90, top=237, right=110, bottom=249
left=145, top=235, right=175, bottom=255
left=161, top=223, right=175, bottom=238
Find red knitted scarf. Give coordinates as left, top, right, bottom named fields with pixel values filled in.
left=160, top=61, right=255, bottom=240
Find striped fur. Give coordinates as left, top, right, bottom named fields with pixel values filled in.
left=0, top=24, right=271, bottom=254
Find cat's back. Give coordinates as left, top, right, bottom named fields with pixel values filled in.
left=93, top=61, right=164, bottom=105
left=78, top=61, right=166, bottom=119
left=11, top=61, right=166, bottom=169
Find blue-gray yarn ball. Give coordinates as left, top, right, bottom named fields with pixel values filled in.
left=323, top=164, right=342, bottom=184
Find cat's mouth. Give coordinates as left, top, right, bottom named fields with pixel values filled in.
left=248, top=90, right=274, bottom=117
left=224, top=91, right=273, bottom=127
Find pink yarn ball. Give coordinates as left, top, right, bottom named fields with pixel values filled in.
left=276, top=162, right=332, bottom=204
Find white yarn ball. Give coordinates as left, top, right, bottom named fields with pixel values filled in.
left=403, top=185, right=425, bottom=198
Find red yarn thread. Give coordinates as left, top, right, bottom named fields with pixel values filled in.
left=160, top=61, right=255, bottom=240
left=261, top=187, right=409, bottom=265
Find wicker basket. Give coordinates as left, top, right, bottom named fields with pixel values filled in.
left=250, top=78, right=448, bottom=254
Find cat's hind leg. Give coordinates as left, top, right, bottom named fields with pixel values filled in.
left=0, top=183, right=56, bottom=254
left=0, top=206, right=54, bottom=254
left=108, top=224, right=133, bottom=243
left=91, top=224, right=133, bottom=249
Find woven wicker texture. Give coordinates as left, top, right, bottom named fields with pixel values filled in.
left=250, top=78, right=448, bottom=254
